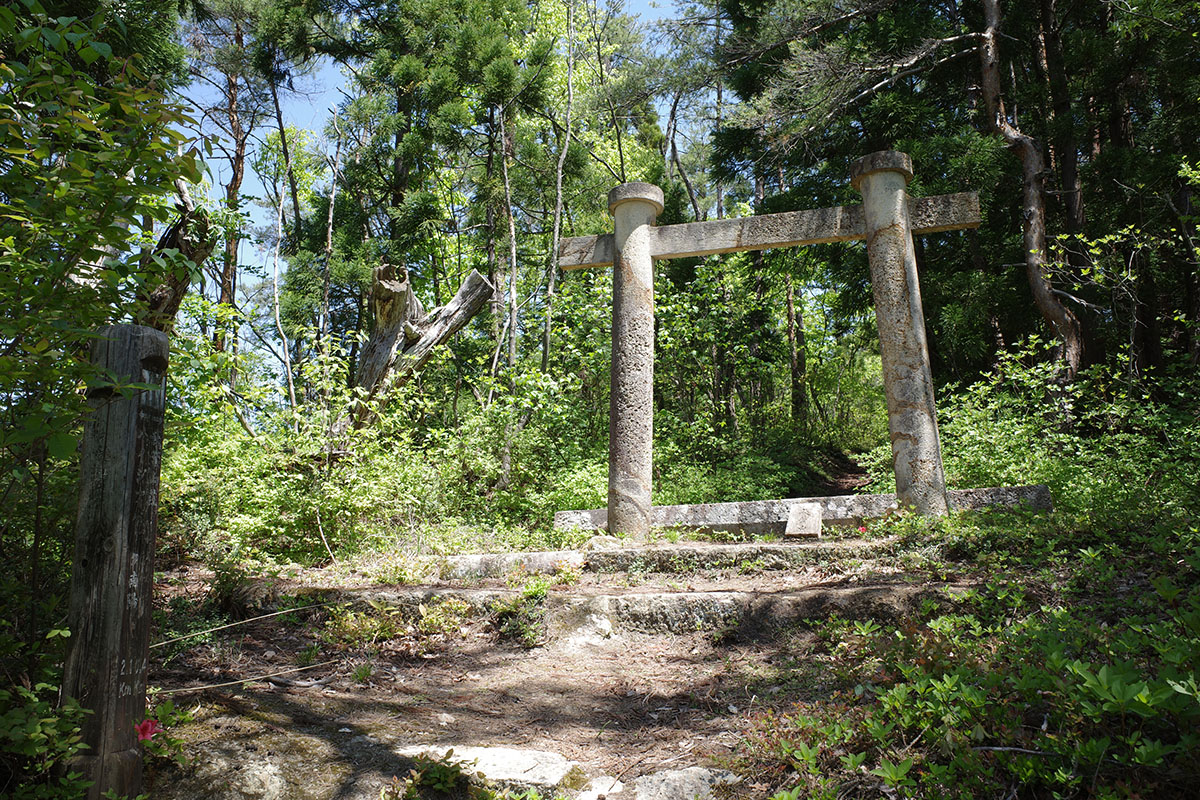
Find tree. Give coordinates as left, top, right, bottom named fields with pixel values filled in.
left=183, top=0, right=274, bottom=351
left=0, top=3, right=206, bottom=792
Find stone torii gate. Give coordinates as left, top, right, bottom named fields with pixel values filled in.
left=559, top=151, right=981, bottom=538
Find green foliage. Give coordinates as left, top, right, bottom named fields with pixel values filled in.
left=491, top=575, right=551, bottom=648
left=0, top=615, right=91, bottom=799
left=957, top=340, right=1195, bottom=519
left=151, top=596, right=233, bottom=667
left=140, top=698, right=191, bottom=768
left=0, top=683, right=91, bottom=799
left=0, top=7, right=201, bottom=795
left=380, top=750, right=489, bottom=799
left=322, top=597, right=471, bottom=656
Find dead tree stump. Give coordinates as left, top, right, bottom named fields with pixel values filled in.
left=60, top=324, right=169, bottom=800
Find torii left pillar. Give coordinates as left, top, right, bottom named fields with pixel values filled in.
left=607, top=182, right=663, bottom=538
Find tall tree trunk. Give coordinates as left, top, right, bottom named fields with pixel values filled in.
left=500, top=110, right=520, bottom=372
left=323, top=116, right=343, bottom=343
left=980, top=0, right=1084, bottom=377
left=667, top=91, right=702, bottom=221
left=1038, top=0, right=1086, bottom=240
left=270, top=186, right=298, bottom=413
left=1131, top=248, right=1162, bottom=373
left=748, top=171, right=767, bottom=428
left=1171, top=183, right=1200, bottom=365
left=543, top=0, right=575, bottom=373
left=269, top=76, right=303, bottom=234
left=486, top=106, right=502, bottom=339
left=217, top=45, right=246, bottom=355
left=786, top=273, right=807, bottom=428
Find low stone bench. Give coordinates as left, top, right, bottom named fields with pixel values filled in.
left=553, top=485, right=1052, bottom=535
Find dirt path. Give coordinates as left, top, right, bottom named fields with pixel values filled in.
left=147, top=535, right=918, bottom=798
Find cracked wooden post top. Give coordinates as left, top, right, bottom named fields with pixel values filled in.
left=607, top=182, right=663, bottom=539
left=851, top=151, right=950, bottom=515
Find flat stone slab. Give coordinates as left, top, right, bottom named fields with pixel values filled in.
left=436, top=549, right=586, bottom=580
left=629, top=767, right=740, bottom=800
left=548, top=583, right=949, bottom=636
left=579, top=768, right=739, bottom=800
left=391, top=745, right=585, bottom=794
left=553, top=485, right=1053, bottom=533
left=785, top=502, right=822, bottom=537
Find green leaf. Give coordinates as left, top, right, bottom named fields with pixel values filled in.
left=47, top=431, right=76, bottom=459
left=40, top=26, right=62, bottom=51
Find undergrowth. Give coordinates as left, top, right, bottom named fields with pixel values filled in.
left=730, top=343, right=1200, bottom=799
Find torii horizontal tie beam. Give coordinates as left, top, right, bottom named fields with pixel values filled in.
left=558, top=192, right=980, bottom=270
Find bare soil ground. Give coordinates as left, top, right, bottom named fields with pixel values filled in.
left=146, top=548, right=913, bottom=798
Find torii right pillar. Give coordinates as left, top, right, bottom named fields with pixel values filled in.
left=851, top=151, right=950, bottom=515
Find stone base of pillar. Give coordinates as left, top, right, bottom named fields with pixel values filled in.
left=555, top=485, right=1053, bottom=534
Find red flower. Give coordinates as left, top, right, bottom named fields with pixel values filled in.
left=857, top=525, right=867, bottom=533
left=135, top=719, right=164, bottom=741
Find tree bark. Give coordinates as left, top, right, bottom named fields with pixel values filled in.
left=352, top=268, right=494, bottom=425
left=980, top=0, right=1084, bottom=377
left=269, top=76, right=303, bottom=234
left=786, top=273, right=807, bottom=427
left=216, top=19, right=248, bottom=354
left=138, top=181, right=216, bottom=332
left=500, top=110, right=519, bottom=372
left=543, top=0, right=575, bottom=373
left=1038, top=0, right=1086, bottom=240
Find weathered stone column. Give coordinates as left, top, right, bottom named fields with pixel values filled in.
left=607, top=182, right=663, bottom=537
left=851, top=151, right=949, bottom=515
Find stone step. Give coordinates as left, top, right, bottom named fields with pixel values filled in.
left=337, top=579, right=950, bottom=638
left=432, top=537, right=894, bottom=580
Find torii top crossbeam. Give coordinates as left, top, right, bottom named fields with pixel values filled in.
left=558, top=151, right=981, bottom=538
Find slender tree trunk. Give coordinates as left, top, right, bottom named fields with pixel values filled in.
left=589, top=0, right=625, bottom=180
left=748, top=171, right=767, bottom=428
left=980, top=0, right=1084, bottom=377
left=1038, top=0, right=1086, bottom=239
left=1171, top=184, right=1200, bottom=365
left=217, top=63, right=246, bottom=355
left=486, top=106, right=501, bottom=339
left=668, top=91, right=702, bottom=222
left=786, top=273, right=807, bottom=428
left=270, top=187, right=298, bottom=414
left=500, top=110, right=519, bottom=372
left=1131, top=248, right=1162, bottom=373
left=543, top=0, right=574, bottom=372
left=323, top=116, right=343, bottom=343
left=269, top=76, right=303, bottom=234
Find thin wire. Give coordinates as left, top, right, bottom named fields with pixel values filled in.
left=152, top=661, right=340, bottom=696
left=150, top=602, right=331, bottom=649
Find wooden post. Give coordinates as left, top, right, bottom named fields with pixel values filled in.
left=60, top=324, right=169, bottom=800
